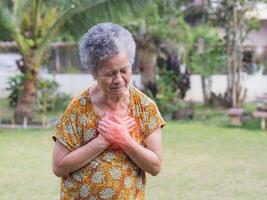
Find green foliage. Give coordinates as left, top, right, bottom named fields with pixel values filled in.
left=0, top=13, right=12, bottom=41
left=0, top=0, right=152, bottom=48
left=208, top=0, right=267, bottom=107
left=189, top=25, right=224, bottom=76
left=0, top=0, right=150, bottom=121
left=121, top=1, right=194, bottom=116
left=58, top=0, right=150, bottom=41
left=54, top=93, right=71, bottom=111
left=247, top=16, right=260, bottom=33
left=6, top=75, right=70, bottom=112
left=36, top=79, right=59, bottom=113
left=149, top=68, right=186, bottom=117
left=6, top=75, right=25, bottom=107
left=122, top=0, right=193, bottom=49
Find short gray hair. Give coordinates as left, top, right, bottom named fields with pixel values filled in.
left=79, top=22, right=136, bottom=73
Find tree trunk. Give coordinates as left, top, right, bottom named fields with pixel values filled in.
left=136, top=43, right=157, bottom=92
left=232, top=54, right=237, bottom=108
left=55, top=48, right=61, bottom=73
left=14, top=58, right=39, bottom=124
left=201, top=75, right=209, bottom=105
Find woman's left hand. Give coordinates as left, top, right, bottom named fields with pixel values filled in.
left=97, top=115, right=135, bottom=148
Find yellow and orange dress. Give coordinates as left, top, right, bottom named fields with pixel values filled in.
left=53, top=86, right=165, bottom=200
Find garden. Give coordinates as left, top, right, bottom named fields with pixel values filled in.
left=0, top=0, right=267, bottom=200
left=1, top=104, right=267, bottom=200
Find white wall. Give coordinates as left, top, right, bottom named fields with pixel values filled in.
left=184, top=74, right=267, bottom=102
left=245, top=20, right=267, bottom=48
left=1, top=73, right=267, bottom=102
left=0, top=53, right=21, bottom=73
left=0, top=73, right=143, bottom=98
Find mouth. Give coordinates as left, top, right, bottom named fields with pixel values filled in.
left=110, top=86, right=124, bottom=90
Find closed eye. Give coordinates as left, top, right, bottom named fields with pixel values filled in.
left=104, top=72, right=114, bottom=76
left=120, top=67, right=129, bottom=74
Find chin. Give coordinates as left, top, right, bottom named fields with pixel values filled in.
left=110, top=86, right=128, bottom=94
left=111, top=88, right=124, bottom=93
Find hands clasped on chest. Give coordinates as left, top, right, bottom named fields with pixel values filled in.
left=97, top=115, right=136, bottom=150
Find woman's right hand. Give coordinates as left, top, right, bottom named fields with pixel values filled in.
left=97, top=115, right=136, bottom=150
left=107, top=115, right=136, bottom=132
left=108, top=116, right=136, bottom=150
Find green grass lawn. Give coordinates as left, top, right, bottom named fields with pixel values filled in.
left=0, top=118, right=267, bottom=200
left=147, top=121, right=267, bottom=200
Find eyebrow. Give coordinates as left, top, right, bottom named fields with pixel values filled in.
left=104, top=66, right=129, bottom=72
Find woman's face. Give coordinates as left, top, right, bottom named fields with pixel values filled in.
left=94, top=51, right=132, bottom=97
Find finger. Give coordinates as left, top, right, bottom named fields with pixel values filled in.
left=98, top=120, right=110, bottom=127
left=98, top=120, right=113, bottom=129
left=122, top=115, right=131, bottom=121
left=98, top=124, right=111, bottom=132
left=123, top=116, right=132, bottom=122
left=102, top=118, right=120, bottom=128
left=97, top=126, right=109, bottom=134
left=102, top=115, right=109, bottom=120
left=97, top=127, right=119, bottom=144
left=127, top=120, right=136, bottom=128
left=126, top=123, right=136, bottom=132
left=97, top=128, right=114, bottom=141
left=125, top=119, right=135, bottom=129
left=124, top=117, right=135, bottom=125
left=125, top=118, right=134, bottom=125
left=98, top=123, right=120, bottom=137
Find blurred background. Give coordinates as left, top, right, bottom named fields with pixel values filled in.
left=0, top=0, right=267, bottom=199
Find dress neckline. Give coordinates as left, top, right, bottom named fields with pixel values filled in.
left=87, top=85, right=133, bottom=119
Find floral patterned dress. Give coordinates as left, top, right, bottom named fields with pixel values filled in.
left=53, top=86, right=165, bottom=200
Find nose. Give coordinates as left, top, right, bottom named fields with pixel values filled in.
left=113, top=72, right=123, bottom=83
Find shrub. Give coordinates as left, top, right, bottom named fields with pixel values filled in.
left=6, top=75, right=71, bottom=113
left=6, top=74, right=24, bottom=107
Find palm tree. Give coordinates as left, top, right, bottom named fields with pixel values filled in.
left=0, top=0, right=149, bottom=123
left=122, top=1, right=192, bottom=92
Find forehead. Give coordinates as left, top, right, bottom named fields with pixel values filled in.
left=98, top=51, right=130, bottom=71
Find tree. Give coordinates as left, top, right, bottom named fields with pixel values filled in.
left=0, top=0, right=149, bottom=123
left=209, top=0, right=264, bottom=107
left=122, top=0, right=193, bottom=92
left=118, top=1, right=194, bottom=118
left=189, top=25, right=224, bottom=105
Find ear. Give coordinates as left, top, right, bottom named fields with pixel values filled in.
left=92, top=73, right=97, bottom=80
left=92, top=68, right=99, bottom=80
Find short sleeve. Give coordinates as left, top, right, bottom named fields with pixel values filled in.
left=143, top=101, right=166, bottom=137
left=52, top=108, right=82, bottom=151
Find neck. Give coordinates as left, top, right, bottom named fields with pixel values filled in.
left=104, top=94, right=128, bottom=110
left=94, top=84, right=130, bottom=111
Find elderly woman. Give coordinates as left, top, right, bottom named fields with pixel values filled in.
left=52, top=22, right=165, bottom=200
